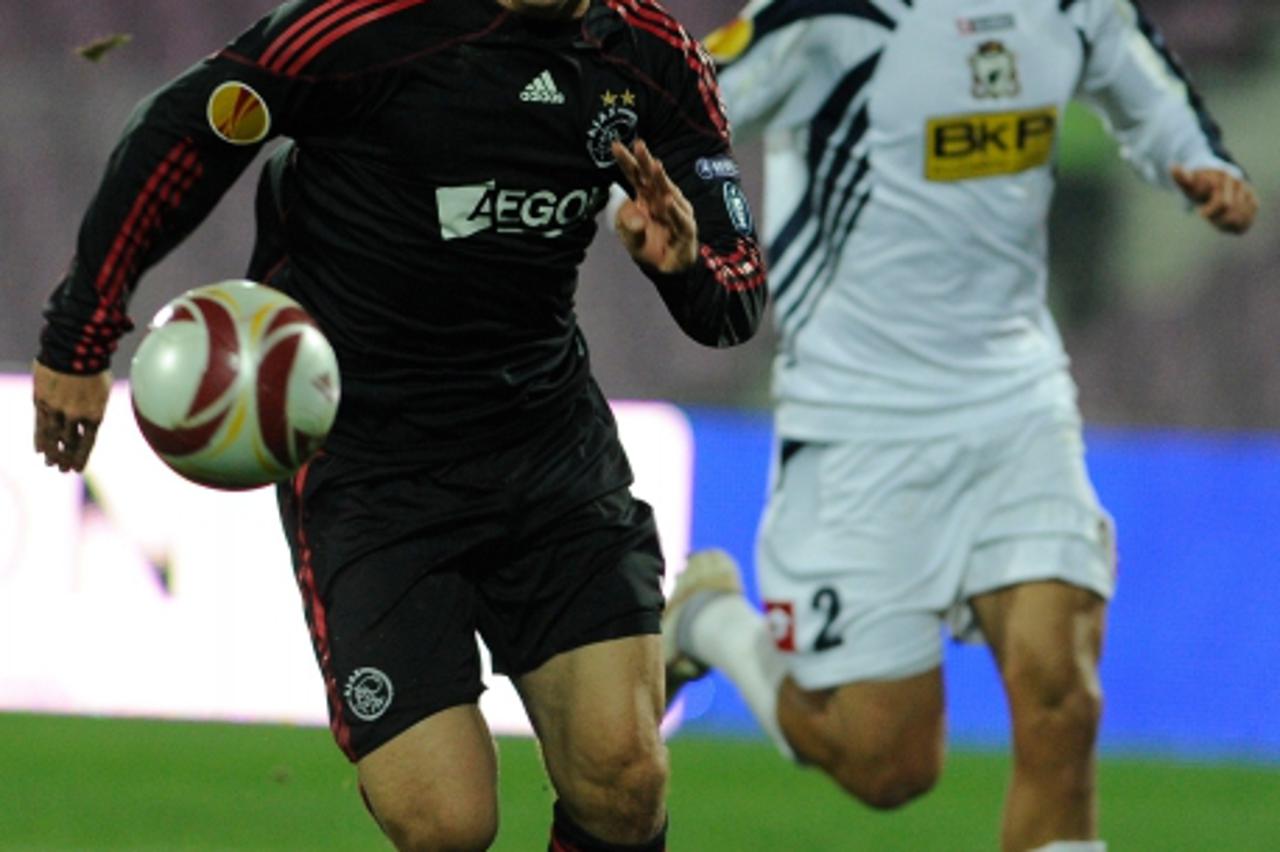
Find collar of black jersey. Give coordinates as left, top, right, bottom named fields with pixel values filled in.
left=574, top=1, right=628, bottom=51
left=489, top=0, right=624, bottom=50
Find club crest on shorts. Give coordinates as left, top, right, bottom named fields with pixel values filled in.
left=344, top=667, right=394, bottom=721
left=207, top=81, right=271, bottom=145
left=587, top=89, right=639, bottom=168
left=764, top=600, right=796, bottom=652
left=969, top=41, right=1020, bottom=99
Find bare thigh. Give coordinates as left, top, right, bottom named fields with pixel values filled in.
left=971, top=580, right=1106, bottom=703
left=357, top=703, right=499, bottom=850
left=971, top=580, right=1107, bottom=849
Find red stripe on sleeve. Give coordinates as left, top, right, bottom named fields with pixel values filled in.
left=94, top=140, right=190, bottom=303
left=71, top=139, right=204, bottom=372
left=701, top=239, right=767, bottom=293
left=606, top=0, right=729, bottom=140
left=97, top=143, right=203, bottom=310
left=622, top=0, right=685, bottom=39
left=282, top=0, right=433, bottom=76
left=259, top=0, right=360, bottom=69
left=263, top=0, right=393, bottom=74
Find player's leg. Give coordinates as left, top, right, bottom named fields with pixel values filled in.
left=780, top=669, right=946, bottom=808
left=961, top=410, right=1115, bottom=852
left=475, top=385, right=676, bottom=848
left=971, top=581, right=1106, bottom=852
left=302, top=562, right=501, bottom=851
left=473, top=387, right=669, bottom=849
left=668, top=437, right=965, bottom=808
left=497, top=516, right=669, bottom=849
left=517, top=634, right=669, bottom=848
left=667, top=551, right=946, bottom=809
left=278, top=453, right=500, bottom=851
left=663, top=549, right=791, bottom=750
left=357, top=706, right=499, bottom=851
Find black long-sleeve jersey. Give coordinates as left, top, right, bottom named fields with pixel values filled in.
left=40, top=0, right=766, bottom=460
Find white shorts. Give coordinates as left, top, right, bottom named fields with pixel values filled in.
left=756, top=408, right=1116, bottom=690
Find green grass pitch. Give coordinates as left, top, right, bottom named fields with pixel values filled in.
left=1, top=713, right=1277, bottom=850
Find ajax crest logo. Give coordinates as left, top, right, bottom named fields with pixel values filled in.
left=969, top=41, right=1020, bottom=99
left=207, top=81, right=271, bottom=145
left=344, top=667, right=394, bottom=722
left=587, top=89, right=639, bottom=168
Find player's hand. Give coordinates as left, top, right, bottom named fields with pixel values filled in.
left=32, top=361, right=112, bottom=473
left=1171, top=166, right=1258, bottom=235
left=612, top=138, right=699, bottom=273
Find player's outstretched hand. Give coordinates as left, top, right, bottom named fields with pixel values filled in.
left=612, top=138, right=698, bottom=273
left=1172, top=166, right=1258, bottom=235
left=32, top=361, right=112, bottom=473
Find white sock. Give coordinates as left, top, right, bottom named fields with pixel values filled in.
left=1029, top=842, right=1106, bottom=851
left=680, top=593, right=795, bottom=760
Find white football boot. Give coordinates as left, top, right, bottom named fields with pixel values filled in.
left=662, top=548, right=745, bottom=700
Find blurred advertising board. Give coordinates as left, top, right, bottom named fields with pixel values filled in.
left=0, top=375, right=692, bottom=735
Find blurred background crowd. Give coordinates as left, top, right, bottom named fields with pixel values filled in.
left=2, top=0, right=1278, bottom=429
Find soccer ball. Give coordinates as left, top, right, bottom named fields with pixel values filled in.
left=129, top=280, right=341, bottom=490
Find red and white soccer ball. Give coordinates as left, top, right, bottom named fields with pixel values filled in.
left=129, top=280, right=340, bottom=489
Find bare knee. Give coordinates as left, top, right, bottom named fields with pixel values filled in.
left=978, top=582, right=1106, bottom=771
left=376, top=802, right=498, bottom=852
left=560, top=733, right=669, bottom=840
left=780, top=676, right=945, bottom=811
left=1005, top=651, right=1103, bottom=767
left=829, top=737, right=943, bottom=810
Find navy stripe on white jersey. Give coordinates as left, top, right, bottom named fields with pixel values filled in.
left=771, top=52, right=878, bottom=338
left=1126, top=1, right=1235, bottom=167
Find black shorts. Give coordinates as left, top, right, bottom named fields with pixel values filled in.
left=276, top=385, right=665, bottom=761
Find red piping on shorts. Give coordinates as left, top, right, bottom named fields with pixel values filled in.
left=292, top=457, right=356, bottom=760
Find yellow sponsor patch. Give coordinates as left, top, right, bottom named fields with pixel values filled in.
left=207, top=82, right=271, bottom=145
left=924, top=106, right=1057, bottom=182
left=704, top=17, right=753, bottom=63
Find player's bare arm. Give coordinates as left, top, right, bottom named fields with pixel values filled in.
left=611, top=138, right=699, bottom=274
left=1171, top=166, right=1258, bottom=235
left=32, top=361, right=111, bottom=473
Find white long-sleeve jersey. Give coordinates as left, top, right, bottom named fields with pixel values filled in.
left=710, top=0, right=1241, bottom=439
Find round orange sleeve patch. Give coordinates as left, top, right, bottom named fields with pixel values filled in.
left=703, top=18, right=754, bottom=64
left=206, top=82, right=271, bottom=145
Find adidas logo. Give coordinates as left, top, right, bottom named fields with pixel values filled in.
left=520, top=70, right=566, bottom=105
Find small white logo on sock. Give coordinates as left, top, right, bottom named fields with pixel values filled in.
left=520, top=70, right=566, bottom=105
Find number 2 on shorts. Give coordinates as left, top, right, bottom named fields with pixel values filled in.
left=812, top=586, right=844, bottom=651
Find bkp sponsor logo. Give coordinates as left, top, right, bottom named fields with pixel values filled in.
left=924, top=106, right=1056, bottom=182
left=437, top=181, right=608, bottom=240
left=206, top=82, right=271, bottom=145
